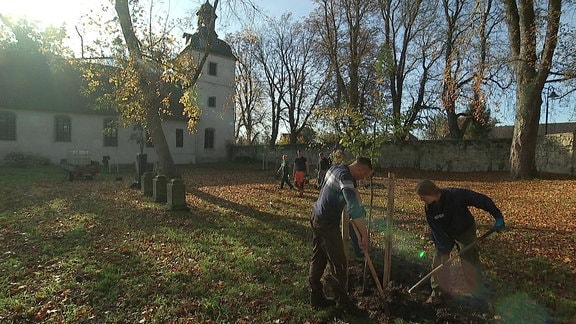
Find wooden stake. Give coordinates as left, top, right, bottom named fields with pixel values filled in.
left=383, top=172, right=395, bottom=286
left=341, top=209, right=350, bottom=290
left=362, top=175, right=374, bottom=293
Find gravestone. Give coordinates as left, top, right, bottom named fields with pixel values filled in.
left=167, top=178, right=189, bottom=211
left=153, top=175, right=167, bottom=203
left=141, top=171, right=153, bottom=196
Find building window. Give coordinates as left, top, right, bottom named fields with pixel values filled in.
left=103, top=118, right=118, bottom=147
left=208, top=62, right=217, bottom=76
left=55, top=115, right=71, bottom=142
left=0, top=111, right=16, bottom=141
left=176, top=128, right=184, bottom=148
left=204, top=128, right=215, bottom=149
left=208, top=96, right=216, bottom=107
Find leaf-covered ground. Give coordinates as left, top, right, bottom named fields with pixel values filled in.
left=0, top=163, right=574, bottom=323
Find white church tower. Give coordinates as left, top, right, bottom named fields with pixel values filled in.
left=180, top=0, right=236, bottom=163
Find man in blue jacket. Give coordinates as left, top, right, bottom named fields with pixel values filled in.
left=415, top=180, right=505, bottom=304
left=309, top=157, right=373, bottom=315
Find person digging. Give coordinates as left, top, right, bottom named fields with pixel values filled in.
left=308, top=157, right=373, bottom=316
left=415, top=180, right=505, bottom=307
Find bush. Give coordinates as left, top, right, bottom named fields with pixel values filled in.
left=3, top=152, right=52, bottom=168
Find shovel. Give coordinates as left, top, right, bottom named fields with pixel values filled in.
left=350, top=220, right=385, bottom=297
left=407, top=228, right=495, bottom=294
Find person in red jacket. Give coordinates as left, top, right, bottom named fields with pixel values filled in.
left=293, top=150, right=309, bottom=196
left=415, top=180, right=505, bottom=305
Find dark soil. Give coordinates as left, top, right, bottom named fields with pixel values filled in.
left=321, top=250, right=496, bottom=323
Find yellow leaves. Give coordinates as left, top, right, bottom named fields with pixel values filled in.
left=180, top=90, right=201, bottom=133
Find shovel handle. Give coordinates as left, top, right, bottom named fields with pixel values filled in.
left=407, top=228, right=495, bottom=294
left=351, top=221, right=385, bottom=297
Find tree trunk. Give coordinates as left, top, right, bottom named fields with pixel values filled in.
left=503, top=0, right=561, bottom=179
left=510, top=84, right=541, bottom=179
left=115, top=0, right=178, bottom=178
left=146, top=106, right=178, bottom=179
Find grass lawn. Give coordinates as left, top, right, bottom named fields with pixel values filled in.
left=0, top=163, right=574, bottom=323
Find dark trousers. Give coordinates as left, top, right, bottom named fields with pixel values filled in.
left=279, top=174, right=293, bottom=189
left=309, top=215, right=349, bottom=302
left=317, top=169, right=327, bottom=188
left=431, top=223, right=485, bottom=298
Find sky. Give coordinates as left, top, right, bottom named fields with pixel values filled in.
left=0, top=0, right=317, bottom=64
left=0, top=0, right=316, bottom=38
left=1, top=0, right=573, bottom=126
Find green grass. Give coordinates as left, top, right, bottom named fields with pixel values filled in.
left=0, top=163, right=574, bottom=323
left=0, top=165, right=65, bottom=184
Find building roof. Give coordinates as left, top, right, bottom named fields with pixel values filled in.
left=181, top=27, right=235, bottom=59
left=0, top=50, right=188, bottom=121
left=0, top=49, right=106, bottom=115
left=490, top=123, right=576, bottom=138
left=180, top=1, right=235, bottom=60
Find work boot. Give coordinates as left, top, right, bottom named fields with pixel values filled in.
left=425, top=295, right=443, bottom=305
left=310, top=291, right=336, bottom=309
left=426, top=288, right=449, bottom=305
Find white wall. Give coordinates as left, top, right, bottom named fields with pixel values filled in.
left=0, top=109, right=201, bottom=165
left=193, top=51, right=236, bottom=163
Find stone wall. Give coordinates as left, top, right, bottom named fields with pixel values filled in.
left=379, top=139, right=512, bottom=172
left=536, top=132, right=576, bottom=175
left=229, top=132, right=576, bottom=175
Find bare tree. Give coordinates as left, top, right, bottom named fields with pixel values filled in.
left=228, top=29, right=266, bottom=145
left=378, top=0, right=444, bottom=141
left=253, top=22, right=288, bottom=147
left=255, top=14, right=330, bottom=146
left=503, top=0, right=562, bottom=179
left=278, top=16, right=330, bottom=145
left=440, top=0, right=502, bottom=139
left=313, top=0, right=380, bottom=144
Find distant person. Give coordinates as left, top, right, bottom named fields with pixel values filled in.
left=316, top=152, right=331, bottom=189
left=276, top=155, right=294, bottom=190
left=309, top=157, right=373, bottom=316
left=293, top=150, right=309, bottom=197
left=415, top=180, right=505, bottom=305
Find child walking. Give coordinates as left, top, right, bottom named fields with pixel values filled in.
left=277, top=155, right=294, bottom=189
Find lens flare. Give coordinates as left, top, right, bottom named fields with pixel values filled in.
left=418, top=251, right=426, bottom=258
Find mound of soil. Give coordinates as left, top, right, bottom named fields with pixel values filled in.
left=324, top=253, right=496, bottom=323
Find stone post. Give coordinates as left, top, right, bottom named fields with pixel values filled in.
left=167, top=178, right=189, bottom=210
left=130, top=153, right=148, bottom=189
left=141, top=171, right=153, bottom=196
left=153, top=175, right=167, bottom=203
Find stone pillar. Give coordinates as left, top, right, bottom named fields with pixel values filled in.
left=153, top=175, right=167, bottom=203
left=141, top=171, right=153, bottom=196
left=130, top=153, right=148, bottom=189
left=167, top=178, right=189, bottom=210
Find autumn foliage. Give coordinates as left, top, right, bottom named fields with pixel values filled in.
left=0, top=164, right=574, bottom=322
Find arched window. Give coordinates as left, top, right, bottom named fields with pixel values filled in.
left=0, top=111, right=16, bottom=141
left=55, top=115, right=71, bottom=142
left=204, top=128, right=215, bottom=149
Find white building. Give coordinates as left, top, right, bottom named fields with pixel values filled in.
left=0, top=1, right=235, bottom=167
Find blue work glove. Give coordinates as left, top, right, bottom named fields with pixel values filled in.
left=493, top=217, right=505, bottom=232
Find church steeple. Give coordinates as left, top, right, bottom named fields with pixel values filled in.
left=196, top=0, right=217, bottom=30
left=181, top=0, right=235, bottom=59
